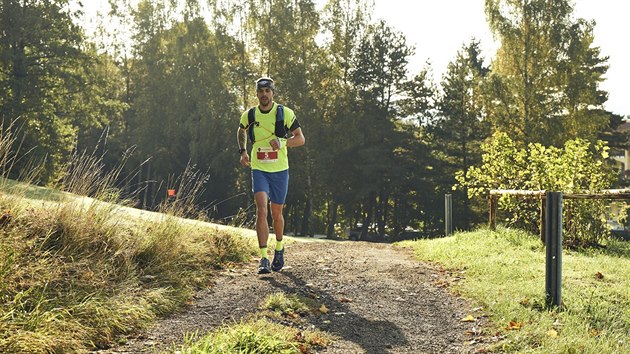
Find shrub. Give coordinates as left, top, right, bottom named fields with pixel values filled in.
left=456, top=131, right=617, bottom=246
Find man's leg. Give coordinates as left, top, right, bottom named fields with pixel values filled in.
left=266, top=169, right=288, bottom=272
left=254, top=191, right=270, bottom=249
left=271, top=202, right=284, bottom=244
left=254, top=191, right=271, bottom=273
left=270, top=202, right=285, bottom=271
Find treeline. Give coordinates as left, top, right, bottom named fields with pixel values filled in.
left=0, top=0, right=625, bottom=239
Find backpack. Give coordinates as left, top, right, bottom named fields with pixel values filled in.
left=247, top=104, right=288, bottom=144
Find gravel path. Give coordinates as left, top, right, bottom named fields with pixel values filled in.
left=99, top=240, right=486, bottom=353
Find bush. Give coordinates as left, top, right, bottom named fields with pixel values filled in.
left=456, top=131, right=618, bottom=246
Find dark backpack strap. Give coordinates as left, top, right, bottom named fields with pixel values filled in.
left=247, top=107, right=256, bottom=143
left=275, top=104, right=288, bottom=139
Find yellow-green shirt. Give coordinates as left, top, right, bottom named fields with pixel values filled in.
left=239, top=103, right=297, bottom=172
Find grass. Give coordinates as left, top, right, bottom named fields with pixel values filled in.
left=0, top=128, right=258, bottom=352
left=0, top=189, right=257, bottom=353
left=398, top=227, right=630, bottom=353
left=177, top=292, right=331, bottom=354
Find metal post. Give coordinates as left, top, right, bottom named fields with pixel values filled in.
left=445, top=194, right=453, bottom=236
left=545, top=191, right=562, bottom=308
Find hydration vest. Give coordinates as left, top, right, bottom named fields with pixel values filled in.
left=247, top=104, right=288, bottom=144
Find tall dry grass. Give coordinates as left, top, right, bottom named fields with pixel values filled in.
left=0, top=125, right=255, bottom=352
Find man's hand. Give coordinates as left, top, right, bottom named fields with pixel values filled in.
left=270, top=138, right=283, bottom=151
left=240, top=152, right=251, bottom=167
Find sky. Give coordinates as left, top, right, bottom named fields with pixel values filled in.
left=81, top=0, right=629, bottom=116
left=371, top=0, right=629, bottom=116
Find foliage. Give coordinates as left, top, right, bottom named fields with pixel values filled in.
left=456, top=131, right=617, bottom=246
left=1, top=0, right=622, bottom=239
left=399, top=227, right=630, bottom=353
left=433, top=40, right=491, bottom=229
left=0, top=0, right=118, bottom=183
left=484, top=0, right=611, bottom=147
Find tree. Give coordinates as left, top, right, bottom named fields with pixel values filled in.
left=0, top=0, right=88, bottom=182
left=348, top=20, right=414, bottom=239
left=434, top=40, right=490, bottom=229
left=484, top=0, right=611, bottom=147
left=318, top=0, right=372, bottom=237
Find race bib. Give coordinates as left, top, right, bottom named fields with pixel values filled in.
left=256, top=147, right=278, bottom=163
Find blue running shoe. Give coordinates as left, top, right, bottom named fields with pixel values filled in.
left=271, top=248, right=284, bottom=271
left=258, top=258, right=271, bottom=274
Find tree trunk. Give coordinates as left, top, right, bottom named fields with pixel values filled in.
left=361, top=191, right=376, bottom=240
left=301, top=146, right=314, bottom=237
left=301, top=198, right=312, bottom=237
left=377, top=188, right=388, bottom=237
left=326, top=198, right=338, bottom=238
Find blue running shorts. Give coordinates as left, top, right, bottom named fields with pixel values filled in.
left=252, top=169, right=289, bottom=205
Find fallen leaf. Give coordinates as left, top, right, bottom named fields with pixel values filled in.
left=299, top=343, right=308, bottom=353
left=433, top=279, right=450, bottom=287
left=319, top=305, right=329, bottom=314
left=595, top=272, right=604, bottom=280
left=547, top=329, right=558, bottom=337
left=339, top=297, right=353, bottom=303
left=310, top=336, right=328, bottom=346
left=506, top=321, right=523, bottom=330
left=294, top=331, right=304, bottom=341
left=590, top=329, right=599, bottom=337
left=461, top=315, right=475, bottom=322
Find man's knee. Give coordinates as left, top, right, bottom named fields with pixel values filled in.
left=271, top=212, right=283, bottom=223
left=270, top=204, right=283, bottom=220
left=256, top=205, right=268, bottom=218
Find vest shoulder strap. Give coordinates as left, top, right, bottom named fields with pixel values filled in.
left=247, top=104, right=287, bottom=143
left=247, top=107, right=256, bottom=143
left=275, top=104, right=288, bottom=139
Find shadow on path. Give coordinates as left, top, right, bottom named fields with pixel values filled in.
left=263, top=270, right=408, bottom=354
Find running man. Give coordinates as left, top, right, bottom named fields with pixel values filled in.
left=237, top=77, right=305, bottom=274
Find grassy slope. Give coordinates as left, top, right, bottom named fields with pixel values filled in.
left=399, top=227, right=630, bottom=353
left=0, top=181, right=258, bottom=353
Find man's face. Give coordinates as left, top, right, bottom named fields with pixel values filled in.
left=257, top=87, right=273, bottom=107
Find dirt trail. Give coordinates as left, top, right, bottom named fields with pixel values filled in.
left=101, top=240, right=486, bottom=353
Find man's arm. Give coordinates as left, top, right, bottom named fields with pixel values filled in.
left=237, top=127, right=250, bottom=167
left=270, top=127, right=304, bottom=150
left=286, top=127, right=305, bottom=148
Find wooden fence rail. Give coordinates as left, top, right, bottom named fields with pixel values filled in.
left=489, top=189, right=630, bottom=243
